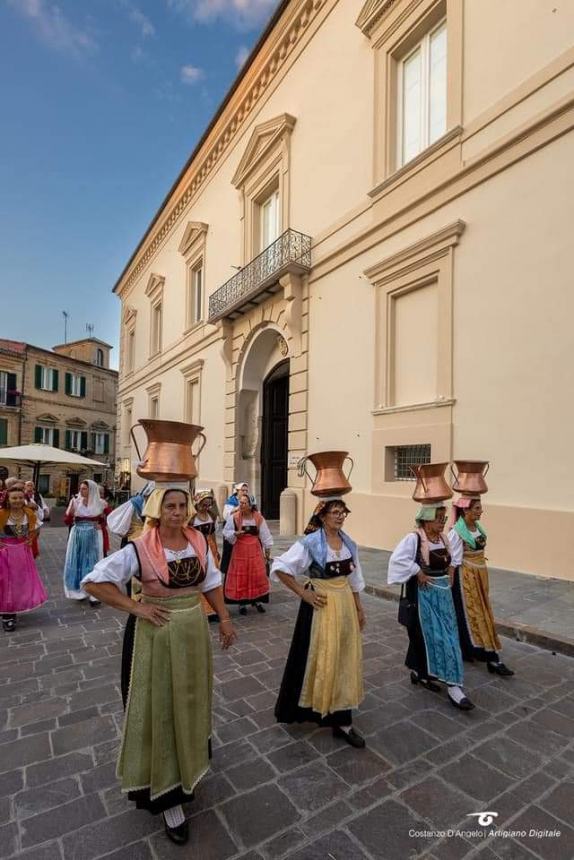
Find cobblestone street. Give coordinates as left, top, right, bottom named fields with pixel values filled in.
left=1, top=528, right=573, bottom=860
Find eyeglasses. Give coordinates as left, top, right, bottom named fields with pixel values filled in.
left=327, top=511, right=348, bottom=518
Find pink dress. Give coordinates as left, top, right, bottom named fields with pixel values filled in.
left=0, top=519, right=48, bottom=614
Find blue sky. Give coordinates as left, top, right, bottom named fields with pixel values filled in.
left=0, top=0, right=276, bottom=367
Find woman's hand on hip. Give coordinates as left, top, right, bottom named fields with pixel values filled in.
left=416, top=571, right=433, bottom=589
left=301, top=589, right=327, bottom=610
left=134, top=602, right=171, bottom=627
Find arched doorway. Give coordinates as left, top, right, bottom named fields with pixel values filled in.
left=260, top=360, right=289, bottom=519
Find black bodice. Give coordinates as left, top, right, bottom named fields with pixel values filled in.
left=165, top=557, right=206, bottom=589
left=415, top=537, right=451, bottom=577
left=309, top=557, right=355, bottom=580
left=194, top=521, right=215, bottom=537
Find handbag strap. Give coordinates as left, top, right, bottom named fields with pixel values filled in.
left=400, top=583, right=405, bottom=599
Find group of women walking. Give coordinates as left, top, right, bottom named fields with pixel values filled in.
left=0, top=437, right=513, bottom=849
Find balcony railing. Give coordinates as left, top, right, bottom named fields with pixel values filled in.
left=208, top=228, right=311, bottom=322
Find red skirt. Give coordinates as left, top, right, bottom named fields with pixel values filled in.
left=224, top=534, right=269, bottom=604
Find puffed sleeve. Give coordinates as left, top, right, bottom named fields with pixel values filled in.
left=107, top=500, right=134, bottom=537
left=387, top=533, right=420, bottom=585
left=223, top=517, right=237, bottom=544
left=348, top=554, right=366, bottom=593
left=258, top=517, right=273, bottom=550
left=80, top=544, right=139, bottom=594
left=448, top=528, right=464, bottom=567
left=270, top=541, right=312, bottom=581
left=201, top=549, right=223, bottom=593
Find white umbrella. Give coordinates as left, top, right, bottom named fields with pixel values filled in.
left=0, top=444, right=108, bottom=484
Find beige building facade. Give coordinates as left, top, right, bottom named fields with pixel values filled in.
left=114, top=0, right=574, bottom=579
left=0, top=338, right=118, bottom=499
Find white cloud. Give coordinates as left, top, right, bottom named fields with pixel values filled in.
left=167, top=0, right=276, bottom=30
left=7, top=0, right=97, bottom=55
left=235, top=44, right=250, bottom=69
left=180, top=64, right=204, bottom=85
left=120, top=1, right=155, bottom=38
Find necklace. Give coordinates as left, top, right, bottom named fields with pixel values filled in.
left=9, top=513, right=26, bottom=537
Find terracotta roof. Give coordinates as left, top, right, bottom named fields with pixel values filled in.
left=0, top=339, right=26, bottom=353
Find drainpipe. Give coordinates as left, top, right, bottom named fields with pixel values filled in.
left=18, top=351, right=26, bottom=445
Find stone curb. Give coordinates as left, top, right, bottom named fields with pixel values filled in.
left=364, top=582, right=574, bottom=659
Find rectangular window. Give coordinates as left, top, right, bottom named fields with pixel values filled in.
left=260, top=189, right=280, bottom=251
left=150, top=397, right=159, bottom=419
left=186, top=379, right=200, bottom=425
left=35, top=426, right=55, bottom=445
left=390, top=444, right=431, bottom=481
left=35, top=365, right=59, bottom=392
left=151, top=303, right=162, bottom=355
left=190, top=265, right=203, bottom=325
left=66, top=429, right=87, bottom=451
left=0, top=372, right=7, bottom=405
left=0, top=418, right=7, bottom=446
left=65, top=373, right=86, bottom=398
left=127, top=329, right=135, bottom=371
left=93, top=432, right=109, bottom=455
left=37, top=475, right=50, bottom=495
left=124, top=405, right=133, bottom=446
left=397, top=20, right=447, bottom=167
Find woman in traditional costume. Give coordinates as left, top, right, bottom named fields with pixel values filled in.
left=63, top=480, right=107, bottom=605
left=220, top=481, right=249, bottom=575
left=223, top=494, right=272, bottom=614
left=273, top=498, right=366, bottom=748
left=449, top=497, right=513, bottom=676
left=388, top=500, right=475, bottom=711
left=192, top=489, right=222, bottom=622
left=0, top=483, right=48, bottom=632
left=82, top=484, right=237, bottom=846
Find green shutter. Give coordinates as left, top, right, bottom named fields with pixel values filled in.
left=53, top=429, right=60, bottom=448
left=6, top=373, right=17, bottom=406
left=80, top=376, right=86, bottom=398
left=103, top=434, right=109, bottom=455
left=65, top=430, right=71, bottom=450
left=34, top=426, right=43, bottom=443
left=0, top=419, right=7, bottom=446
left=35, top=365, right=42, bottom=389
left=52, top=369, right=59, bottom=392
left=81, top=431, right=88, bottom=451
left=65, top=373, right=71, bottom=396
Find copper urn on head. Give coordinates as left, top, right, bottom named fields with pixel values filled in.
left=411, top=462, right=452, bottom=503
left=451, top=460, right=490, bottom=495
left=298, top=451, right=354, bottom=497
left=130, top=420, right=206, bottom=481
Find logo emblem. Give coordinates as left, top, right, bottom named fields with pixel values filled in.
left=467, top=812, right=498, bottom=827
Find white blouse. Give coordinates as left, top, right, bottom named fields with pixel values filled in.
left=387, top=533, right=448, bottom=585
left=448, top=527, right=481, bottom=568
left=270, top=541, right=365, bottom=593
left=81, top=543, right=222, bottom=596
left=222, top=516, right=273, bottom=550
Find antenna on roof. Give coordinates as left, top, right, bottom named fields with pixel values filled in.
left=62, top=311, right=69, bottom=343
left=86, top=323, right=94, bottom=337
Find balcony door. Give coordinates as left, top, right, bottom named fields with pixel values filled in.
left=260, top=361, right=289, bottom=519
left=260, top=189, right=280, bottom=252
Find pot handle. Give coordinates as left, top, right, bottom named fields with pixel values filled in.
left=194, top=432, right=207, bottom=457
left=450, top=464, right=458, bottom=484
left=410, top=465, right=427, bottom=493
left=297, top=456, right=314, bottom=484
left=483, top=462, right=490, bottom=477
left=130, top=424, right=144, bottom=463
left=344, top=456, right=354, bottom=480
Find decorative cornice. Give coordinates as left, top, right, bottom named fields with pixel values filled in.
left=232, top=113, right=296, bottom=188
left=146, top=382, right=162, bottom=396
left=122, top=305, right=137, bottom=326
left=355, top=0, right=398, bottom=37
left=66, top=417, right=88, bottom=428
left=115, top=0, right=328, bottom=298
left=144, top=273, right=165, bottom=301
left=180, top=359, right=205, bottom=379
left=364, top=220, right=466, bottom=284
left=178, top=222, right=208, bottom=257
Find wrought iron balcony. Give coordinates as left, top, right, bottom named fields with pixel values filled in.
left=208, top=229, right=311, bottom=322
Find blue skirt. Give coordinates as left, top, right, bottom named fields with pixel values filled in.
left=63, top=521, right=102, bottom=597
left=418, top=576, right=463, bottom=685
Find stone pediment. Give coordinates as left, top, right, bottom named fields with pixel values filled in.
left=37, top=413, right=58, bottom=423
left=144, top=272, right=165, bottom=300
left=122, top=305, right=137, bottom=325
left=66, top=417, right=87, bottom=428
left=178, top=221, right=208, bottom=257
left=91, top=420, right=110, bottom=431
left=232, top=114, right=296, bottom=189
left=355, top=0, right=398, bottom=37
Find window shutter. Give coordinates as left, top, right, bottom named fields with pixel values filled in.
left=65, top=430, right=71, bottom=450
left=80, top=376, right=86, bottom=398
left=35, top=365, right=42, bottom=389
left=52, top=369, right=59, bottom=392
left=34, top=426, right=43, bottom=443
left=53, top=429, right=60, bottom=448
left=6, top=373, right=17, bottom=406
left=104, top=434, right=109, bottom=455
left=0, top=419, right=7, bottom=445
left=65, top=373, right=71, bottom=396
left=81, top=431, right=88, bottom=451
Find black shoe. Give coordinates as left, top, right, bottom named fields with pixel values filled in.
left=89, top=599, right=101, bottom=608
left=332, top=726, right=366, bottom=749
left=254, top=603, right=266, bottom=613
left=239, top=606, right=247, bottom=616
left=448, top=692, right=475, bottom=711
left=163, top=817, right=189, bottom=845
left=410, top=671, right=441, bottom=693
left=2, top=618, right=16, bottom=632
left=487, top=662, right=514, bottom=677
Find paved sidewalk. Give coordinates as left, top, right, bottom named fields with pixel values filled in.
left=1, top=528, right=573, bottom=860
left=272, top=531, right=574, bottom=657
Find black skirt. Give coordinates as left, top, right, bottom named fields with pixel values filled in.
left=451, top=569, right=498, bottom=663
left=120, top=615, right=211, bottom=814
left=274, top=591, right=352, bottom=728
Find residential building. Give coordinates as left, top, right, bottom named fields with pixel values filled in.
left=0, top=338, right=118, bottom=499
left=113, top=0, right=574, bottom=579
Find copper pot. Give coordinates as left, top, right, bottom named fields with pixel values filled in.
left=298, top=451, right=354, bottom=497
left=411, top=462, right=452, bottom=503
left=130, top=420, right=206, bottom=481
left=451, top=460, right=489, bottom=495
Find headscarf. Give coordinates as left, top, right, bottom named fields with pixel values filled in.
left=142, top=483, right=194, bottom=523
left=130, top=482, right=155, bottom=518
left=413, top=504, right=450, bottom=566
left=193, top=488, right=220, bottom=521
left=73, top=480, right=106, bottom=516
left=304, top=497, right=351, bottom=536
left=224, top=482, right=248, bottom=507
left=301, top=498, right=357, bottom=570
